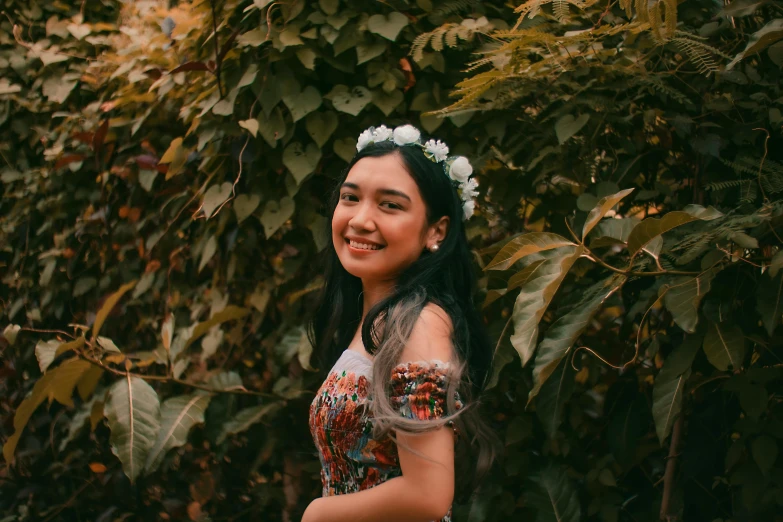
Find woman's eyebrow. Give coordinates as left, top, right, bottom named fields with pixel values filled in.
left=341, top=182, right=411, bottom=202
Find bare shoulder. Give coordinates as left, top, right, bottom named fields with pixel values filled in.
left=399, top=302, right=455, bottom=364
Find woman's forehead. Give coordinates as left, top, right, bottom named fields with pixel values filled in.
left=345, top=154, right=417, bottom=191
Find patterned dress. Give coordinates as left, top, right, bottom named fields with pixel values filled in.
left=309, top=349, right=461, bottom=522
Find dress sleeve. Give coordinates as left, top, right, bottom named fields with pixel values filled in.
left=390, top=361, right=463, bottom=421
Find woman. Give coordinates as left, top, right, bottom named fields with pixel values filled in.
left=304, top=124, right=497, bottom=522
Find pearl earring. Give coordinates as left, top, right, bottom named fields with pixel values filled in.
left=430, top=244, right=439, bottom=252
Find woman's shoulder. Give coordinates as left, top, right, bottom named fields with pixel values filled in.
left=398, top=302, right=454, bottom=364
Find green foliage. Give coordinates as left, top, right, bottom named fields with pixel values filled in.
left=1, top=0, right=782, bottom=521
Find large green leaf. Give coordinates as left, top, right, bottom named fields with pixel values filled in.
left=104, top=376, right=161, bottom=484
left=216, top=402, right=283, bottom=444
left=486, top=232, right=575, bottom=271
left=652, top=333, right=701, bottom=444
left=756, top=271, right=783, bottom=335
left=661, top=267, right=720, bottom=333
left=367, top=12, right=409, bottom=41
left=507, top=259, right=548, bottom=291
left=589, top=217, right=639, bottom=248
left=144, top=393, right=212, bottom=474
left=581, top=188, right=634, bottom=240
left=627, top=212, right=699, bottom=257
left=728, top=18, right=783, bottom=69
left=282, top=141, right=322, bottom=184
left=534, top=357, right=574, bottom=437
left=305, top=111, right=338, bottom=147
left=529, top=274, right=625, bottom=402
left=509, top=246, right=583, bottom=367
left=326, top=85, right=372, bottom=116
left=555, top=113, right=589, bottom=145
left=529, top=465, right=582, bottom=522
left=92, top=280, right=137, bottom=340
left=703, top=321, right=746, bottom=371
left=3, top=359, right=92, bottom=463
left=59, top=389, right=106, bottom=452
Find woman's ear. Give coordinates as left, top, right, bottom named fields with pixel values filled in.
left=429, top=216, right=450, bottom=244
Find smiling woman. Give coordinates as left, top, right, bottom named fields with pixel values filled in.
left=304, top=125, right=499, bottom=522
left=332, top=153, right=445, bottom=287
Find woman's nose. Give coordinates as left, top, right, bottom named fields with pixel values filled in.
left=348, top=203, right=376, bottom=232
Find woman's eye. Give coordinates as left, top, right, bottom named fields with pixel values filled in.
left=340, top=193, right=357, bottom=202
left=382, top=202, right=402, bottom=210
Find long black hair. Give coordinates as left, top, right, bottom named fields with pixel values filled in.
left=307, top=138, right=498, bottom=499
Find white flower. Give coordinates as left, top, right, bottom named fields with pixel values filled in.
left=393, top=124, right=421, bottom=146
left=463, top=200, right=475, bottom=220
left=449, top=156, right=473, bottom=182
left=460, top=178, right=479, bottom=201
left=356, top=128, right=373, bottom=151
left=424, top=139, right=449, bottom=162
left=372, top=125, right=393, bottom=142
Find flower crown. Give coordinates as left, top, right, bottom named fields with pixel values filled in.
left=355, top=124, right=478, bottom=220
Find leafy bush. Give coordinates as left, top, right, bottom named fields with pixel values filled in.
left=1, top=0, right=781, bottom=521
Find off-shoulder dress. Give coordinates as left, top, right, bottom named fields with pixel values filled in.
left=308, top=349, right=461, bottom=522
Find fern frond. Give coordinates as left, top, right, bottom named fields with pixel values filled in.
left=554, top=0, right=570, bottom=22
left=674, top=31, right=733, bottom=60
left=638, top=76, right=691, bottom=104
left=429, top=0, right=483, bottom=19
left=740, top=182, right=758, bottom=204
left=674, top=35, right=720, bottom=74
left=411, top=20, right=490, bottom=62
left=411, top=33, right=434, bottom=62
left=705, top=179, right=752, bottom=191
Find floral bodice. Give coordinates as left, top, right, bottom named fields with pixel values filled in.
left=308, top=349, right=461, bottom=522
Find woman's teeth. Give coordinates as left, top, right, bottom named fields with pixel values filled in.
left=349, top=240, right=383, bottom=250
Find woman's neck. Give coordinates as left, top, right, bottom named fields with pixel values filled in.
left=360, top=278, right=396, bottom=321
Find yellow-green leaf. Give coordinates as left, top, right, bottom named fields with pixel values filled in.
left=581, top=188, right=634, bottom=240
left=3, top=359, right=92, bottom=463
left=93, top=280, right=137, bottom=341
left=509, top=246, right=583, bottom=367
left=627, top=212, right=699, bottom=257
left=486, top=232, right=574, bottom=271
left=529, top=274, right=625, bottom=402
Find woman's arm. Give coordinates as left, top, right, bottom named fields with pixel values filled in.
left=302, top=425, right=454, bottom=522
left=303, top=304, right=457, bottom=522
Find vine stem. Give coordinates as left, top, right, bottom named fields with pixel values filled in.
left=77, top=352, right=282, bottom=398
left=563, top=217, right=699, bottom=277
left=752, top=127, right=770, bottom=203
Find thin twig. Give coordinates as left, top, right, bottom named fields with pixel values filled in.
left=660, top=415, right=685, bottom=520
left=752, top=127, right=770, bottom=204
left=76, top=352, right=282, bottom=398
left=210, top=0, right=224, bottom=98
left=20, top=327, right=76, bottom=339
left=40, top=471, right=105, bottom=522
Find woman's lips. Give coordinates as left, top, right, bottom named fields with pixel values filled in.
left=345, top=238, right=385, bottom=254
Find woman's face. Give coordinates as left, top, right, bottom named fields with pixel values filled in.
left=332, top=153, right=438, bottom=283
